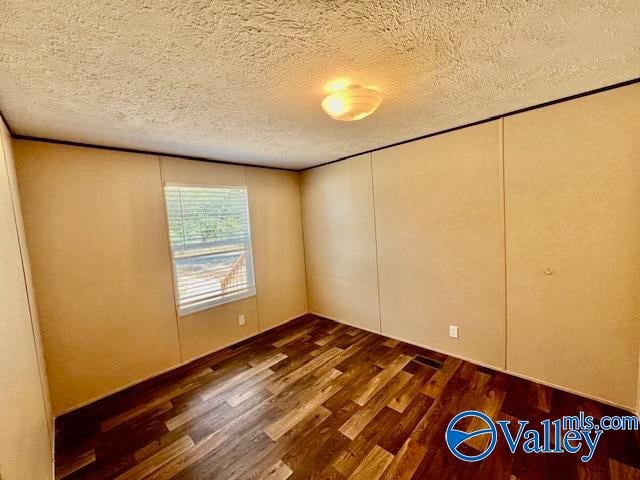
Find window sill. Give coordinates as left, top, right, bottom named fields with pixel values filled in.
left=178, top=290, right=256, bottom=318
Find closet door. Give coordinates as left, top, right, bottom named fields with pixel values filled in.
left=504, top=84, right=640, bottom=408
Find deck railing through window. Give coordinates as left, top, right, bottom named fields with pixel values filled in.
left=164, top=185, right=256, bottom=315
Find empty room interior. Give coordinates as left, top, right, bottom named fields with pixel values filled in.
left=1, top=2, right=640, bottom=479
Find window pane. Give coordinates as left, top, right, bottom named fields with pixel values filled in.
left=175, top=251, right=250, bottom=303
left=165, top=187, right=250, bottom=256
left=164, top=185, right=255, bottom=314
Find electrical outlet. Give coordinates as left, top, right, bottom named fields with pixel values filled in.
left=449, top=325, right=459, bottom=339
left=239, top=314, right=246, bottom=326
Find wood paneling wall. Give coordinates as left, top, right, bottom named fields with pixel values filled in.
left=373, top=120, right=506, bottom=369
left=247, top=168, right=308, bottom=331
left=504, top=84, right=640, bottom=409
left=301, top=84, right=640, bottom=410
left=0, top=120, right=52, bottom=478
left=11, top=83, right=640, bottom=415
left=16, top=143, right=182, bottom=414
left=15, top=145, right=308, bottom=415
left=160, top=156, right=260, bottom=362
left=301, top=154, right=381, bottom=332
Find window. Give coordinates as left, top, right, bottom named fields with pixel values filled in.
left=164, top=185, right=255, bottom=316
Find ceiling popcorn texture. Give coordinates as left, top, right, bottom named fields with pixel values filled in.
left=0, top=1, right=639, bottom=169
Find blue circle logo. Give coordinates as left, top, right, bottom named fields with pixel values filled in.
left=445, top=410, right=497, bottom=462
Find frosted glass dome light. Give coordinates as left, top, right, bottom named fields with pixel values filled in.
left=321, top=85, right=382, bottom=121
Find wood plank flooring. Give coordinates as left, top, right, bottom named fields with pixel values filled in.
left=55, top=314, right=640, bottom=479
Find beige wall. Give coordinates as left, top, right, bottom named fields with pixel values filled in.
left=301, top=154, right=380, bottom=332
left=161, top=157, right=307, bottom=361
left=160, top=156, right=259, bottom=362
left=247, top=167, right=308, bottom=331
left=373, top=121, right=506, bottom=369
left=10, top=84, right=640, bottom=415
left=178, top=296, right=260, bottom=361
left=4, top=137, right=52, bottom=434
left=0, top=122, right=52, bottom=478
left=6, top=137, right=54, bottom=434
left=637, top=349, right=640, bottom=416
left=15, top=145, right=308, bottom=414
left=16, top=142, right=182, bottom=414
left=504, top=84, right=640, bottom=409
left=301, top=85, right=640, bottom=409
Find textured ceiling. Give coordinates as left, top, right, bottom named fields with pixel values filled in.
left=1, top=1, right=639, bottom=169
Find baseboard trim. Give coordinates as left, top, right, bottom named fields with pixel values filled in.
left=309, top=311, right=636, bottom=414
left=54, top=312, right=311, bottom=419
left=56, top=310, right=635, bottom=418
left=258, top=311, right=309, bottom=333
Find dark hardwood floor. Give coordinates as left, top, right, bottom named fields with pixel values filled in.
left=55, top=314, right=640, bottom=479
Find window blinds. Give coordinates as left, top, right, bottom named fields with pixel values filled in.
left=164, top=185, right=256, bottom=315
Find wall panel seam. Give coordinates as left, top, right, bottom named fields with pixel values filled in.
left=158, top=157, right=184, bottom=363
left=244, top=166, right=264, bottom=332
left=319, top=313, right=635, bottom=412
left=298, top=174, right=312, bottom=313
left=295, top=172, right=310, bottom=314
left=500, top=117, right=508, bottom=371
left=369, top=152, right=383, bottom=334
left=0, top=130, right=53, bottom=456
left=301, top=76, right=640, bottom=172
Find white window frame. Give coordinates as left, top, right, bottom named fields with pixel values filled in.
left=163, top=183, right=256, bottom=317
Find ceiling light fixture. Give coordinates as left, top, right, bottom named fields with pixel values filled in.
left=321, top=84, right=382, bottom=121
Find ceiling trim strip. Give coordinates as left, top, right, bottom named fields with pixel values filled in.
left=2, top=75, right=639, bottom=173
left=302, top=75, right=640, bottom=171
